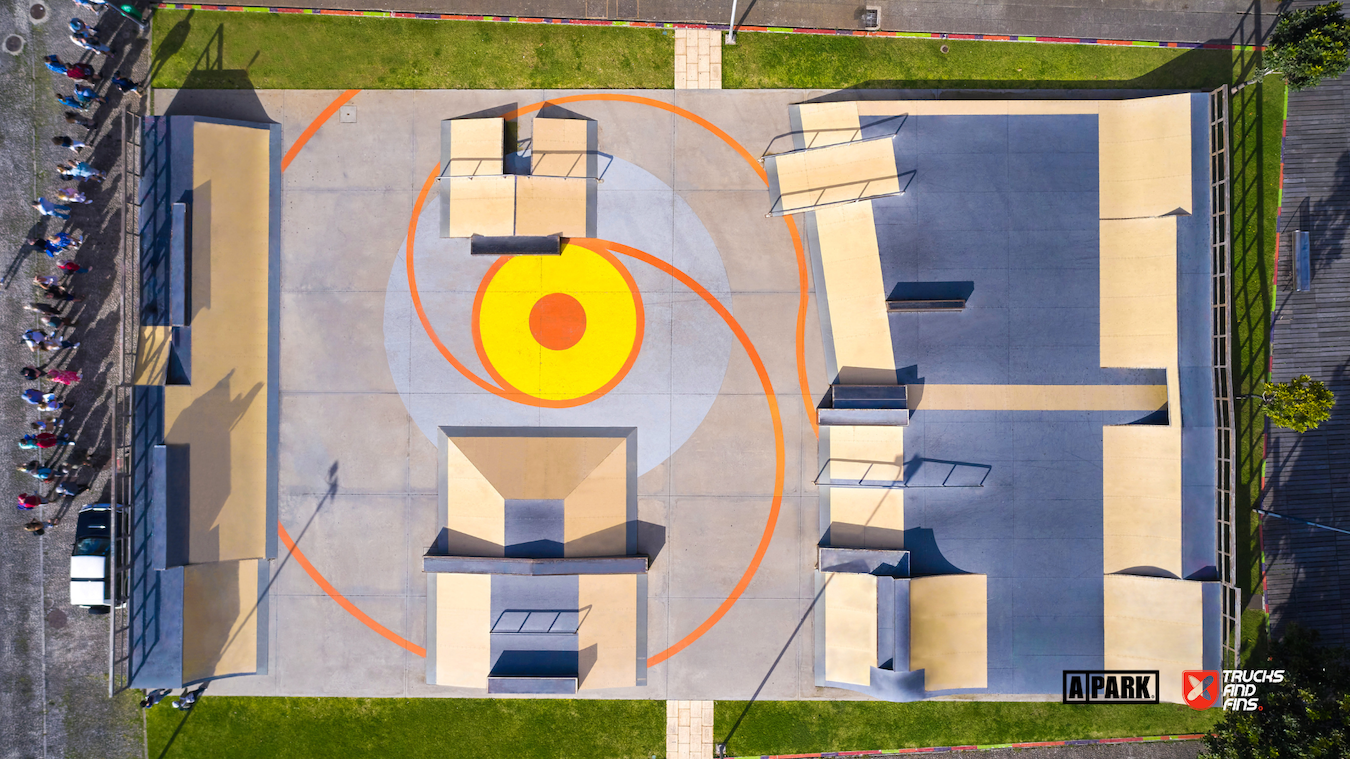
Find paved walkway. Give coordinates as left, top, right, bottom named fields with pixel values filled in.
left=1265, top=58, right=1350, bottom=647
left=304, top=0, right=1278, bottom=45
left=0, top=0, right=149, bottom=756
left=674, top=29, right=721, bottom=90
left=668, top=700, right=715, bottom=759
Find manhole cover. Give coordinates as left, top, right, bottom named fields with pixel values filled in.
left=46, top=608, right=67, bottom=629
left=4, top=35, right=24, bottom=55
left=940, top=44, right=950, bottom=54
left=30, top=3, right=47, bottom=21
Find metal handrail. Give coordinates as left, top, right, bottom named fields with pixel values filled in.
left=109, top=105, right=143, bottom=697
left=1210, top=86, right=1241, bottom=670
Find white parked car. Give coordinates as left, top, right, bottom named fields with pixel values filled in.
left=69, top=504, right=126, bottom=614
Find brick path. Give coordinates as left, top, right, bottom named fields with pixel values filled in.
left=667, top=700, right=715, bottom=759
left=674, top=29, right=721, bottom=90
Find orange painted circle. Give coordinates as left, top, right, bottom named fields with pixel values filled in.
left=468, top=242, right=645, bottom=406
left=530, top=293, right=587, bottom=350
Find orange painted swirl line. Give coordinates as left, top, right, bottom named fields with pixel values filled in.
left=278, top=90, right=426, bottom=658
left=280, top=89, right=360, bottom=172
left=496, top=94, right=819, bottom=437
left=584, top=239, right=785, bottom=667
left=278, top=524, right=426, bottom=657
left=278, top=89, right=814, bottom=665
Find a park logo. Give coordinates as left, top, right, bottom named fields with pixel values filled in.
left=1062, top=671, right=1160, bottom=704
left=1183, top=670, right=1220, bottom=710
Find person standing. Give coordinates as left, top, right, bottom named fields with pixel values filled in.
left=52, top=135, right=88, bottom=152
left=20, top=367, right=44, bottom=381
left=58, top=260, right=91, bottom=275
left=64, top=61, right=99, bottom=82
left=21, top=389, right=53, bottom=405
left=17, top=493, right=47, bottom=511
left=64, top=112, right=96, bottom=130
left=45, top=369, right=81, bottom=386
left=111, top=75, right=142, bottom=96
left=31, top=198, right=71, bottom=219
left=24, top=520, right=47, bottom=536
left=55, top=188, right=90, bottom=204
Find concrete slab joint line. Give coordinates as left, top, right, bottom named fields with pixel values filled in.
left=674, top=29, right=722, bottom=90
left=667, top=701, right=716, bottom=759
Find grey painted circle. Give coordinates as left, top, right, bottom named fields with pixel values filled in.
left=383, top=155, right=734, bottom=475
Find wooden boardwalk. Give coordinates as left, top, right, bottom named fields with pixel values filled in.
left=1264, top=67, right=1350, bottom=648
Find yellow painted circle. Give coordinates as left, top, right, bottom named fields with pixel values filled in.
left=473, top=243, right=642, bottom=402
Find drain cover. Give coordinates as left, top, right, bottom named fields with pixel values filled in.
left=30, top=3, right=47, bottom=21
left=4, top=35, right=24, bottom=54
left=46, top=608, right=67, bottom=629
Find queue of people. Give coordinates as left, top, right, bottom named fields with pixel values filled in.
left=17, top=0, right=140, bottom=532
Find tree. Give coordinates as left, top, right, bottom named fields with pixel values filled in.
left=1245, top=374, right=1335, bottom=433
left=1262, top=3, right=1350, bottom=91
left=1201, top=625, right=1350, bottom=759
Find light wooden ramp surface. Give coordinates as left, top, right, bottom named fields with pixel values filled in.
left=446, top=118, right=504, bottom=177
left=828, top=488, right=904, bottom=549
left=515, top=176, right=588, bottom=237
left=578, top=574, right=638, bottom=690
left=563, top=440, right=628, bottom=557
left=432, top=573, right=491, bottom=687
left=181, top=559, right=260, bottom=682
left=444, top=438, right=506, bottom=556
left=1104, top=574, right=1204, bottom=704
left=774, top=138, right=900, bottom=212
left=131, top=325, right=170, bottom=386
left=906, top=383, right=1168, bottom=411
left=1103, top=425, right=1182, bottom=576
left=532, top=117, right=589, bottom=178
left=165, top=121, right=271, bottom=565
left=910, top=575, right=988, bottom=691
left=824, top=572, right=877, bottom=686
left=825, top=425, right=904, bottom=484
left=796, top=101, right=861, bottom=148
left=814, top=202, right=895, bottom=383
left=447, top=176, right=515, bottom=237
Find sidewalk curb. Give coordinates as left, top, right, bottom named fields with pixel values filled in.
left=726, top=733, right=1207, bottom=758
left=152, top=4, right=1264, bottom=51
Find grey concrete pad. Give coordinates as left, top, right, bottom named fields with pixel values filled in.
left=272, top=494, right=409, bottom=597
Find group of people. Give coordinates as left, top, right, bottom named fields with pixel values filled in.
left=16, top=0, right=136, bottom=535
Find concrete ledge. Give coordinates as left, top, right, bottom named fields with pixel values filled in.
left=487, top=676, right=578, bottom=694
left=423, top=554, right=648, bottom=575
left=819, top=546, right=909, bottom=576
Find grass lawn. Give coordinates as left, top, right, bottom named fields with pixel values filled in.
left=148, top=10, right=672, bottom=89
left=145, top=697, right=664, bottom=759
left=724, top=33, right=1235, bottom=89
left=1227, top=52, right=1284, bottom=658
left=714, top=701, right=1222, bottom=756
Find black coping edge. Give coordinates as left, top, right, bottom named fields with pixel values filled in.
left=487, top=676, right=578, bottom=695
left=423, top=555, right=649, bottom=575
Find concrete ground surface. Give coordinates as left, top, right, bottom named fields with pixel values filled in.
left=0, top=0, right=150, bottom=758
left=155, top=86, right=835, bottom=700
left=299, top=0, right=1282, bottom=45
